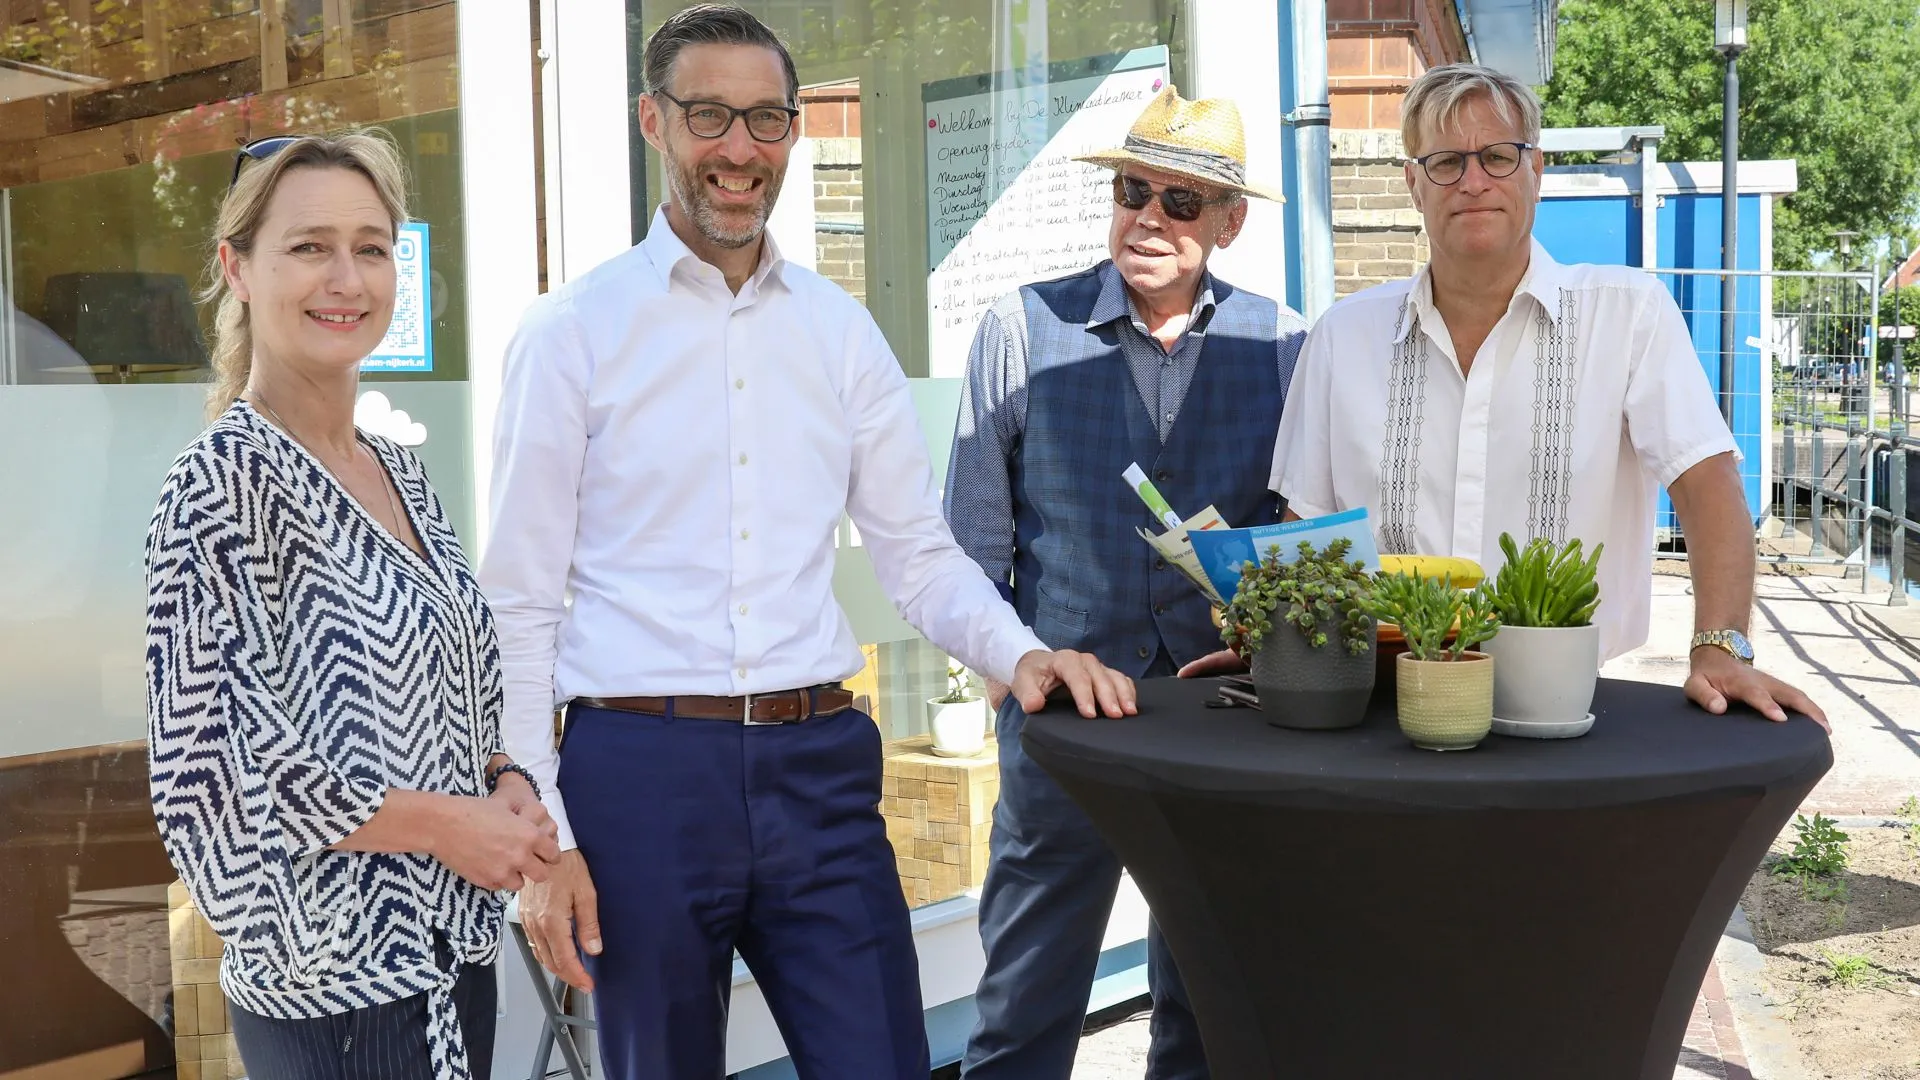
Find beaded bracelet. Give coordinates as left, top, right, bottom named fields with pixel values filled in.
left=485, top=761, right=542, bottom=801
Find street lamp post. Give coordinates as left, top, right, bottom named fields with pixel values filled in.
left=1714, top=0, right=1748, bottom=425
left=1895, top=240, right=1908, bottom=421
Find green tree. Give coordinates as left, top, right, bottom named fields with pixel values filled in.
left=1878, top=283, right=1920, bottom=373
left=1540, top=0, right=1920, bottom=269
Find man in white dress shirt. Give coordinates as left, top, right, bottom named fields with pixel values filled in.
left=1247, top=63, right=1824, bottom=727
left=480, top=7, right=1135, bottom=1078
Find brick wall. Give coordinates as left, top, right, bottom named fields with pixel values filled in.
left=1331, top=129, right=1427, bottom=298
left=811, top=136, right=865, bottom=303
left=1327, top=0, right=1469, bottom=132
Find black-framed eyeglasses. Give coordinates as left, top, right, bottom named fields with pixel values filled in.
left=653, top=89, right=798, bottom=143
left=1112, top=174, right=1230, bottom=223
left=230, top=135, right=300, bottom=190
left=1407, top=141, right=1535, bottom=186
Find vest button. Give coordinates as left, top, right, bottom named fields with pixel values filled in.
left=1153, top=603, right=1168, bottom=615
left=1154, top=469, right=1171, bottom=482
left=1153, top=558, right=1167, bottom=571
left=1137, top=646, right=1151, bottom=659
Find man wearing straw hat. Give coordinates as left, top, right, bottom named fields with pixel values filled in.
left=945, top=85, right=1307, bottom=1078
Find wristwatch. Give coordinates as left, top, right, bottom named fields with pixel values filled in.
left=1690, top=628, right=1754, bottom=665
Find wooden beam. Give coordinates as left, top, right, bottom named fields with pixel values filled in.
left=321, top=0, right=352, bottom=79
left=74, top=55, right=259, bottom=130
left=168, top=11, right=260, bottom=75
left=143, top=0, right=171, bottom=79
left=260, top=0, right=287, bottom=90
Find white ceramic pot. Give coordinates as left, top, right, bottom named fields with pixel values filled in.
left=1480, top=624, right=1600, bottom=724
left=927, top=696, right=989, bottom=756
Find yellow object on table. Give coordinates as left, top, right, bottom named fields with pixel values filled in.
left=1377, top=555, right=1485, bottom=589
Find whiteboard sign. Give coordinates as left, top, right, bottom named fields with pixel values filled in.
left=923, top=47, right=1169, bottom=377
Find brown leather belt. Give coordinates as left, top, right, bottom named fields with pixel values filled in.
left=572, top=684, right=853, bottom=725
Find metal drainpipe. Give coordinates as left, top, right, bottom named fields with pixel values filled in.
left=1286, top=0, right=1334, bottom=320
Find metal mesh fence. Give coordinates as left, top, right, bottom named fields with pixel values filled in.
left=1649, top=266, right=1915, bottom=602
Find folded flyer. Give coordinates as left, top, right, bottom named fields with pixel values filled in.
left=1135, top=505, right=1231, bottom=606
left=1123, top=461, right=1232, bottom=606
left=1185, top=508, right=1382, bottom=605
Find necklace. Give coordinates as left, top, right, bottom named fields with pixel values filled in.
left=248, top=392, right=409, bottom=548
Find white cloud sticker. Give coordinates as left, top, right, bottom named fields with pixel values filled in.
left=355, top=390, right=428, bottom=447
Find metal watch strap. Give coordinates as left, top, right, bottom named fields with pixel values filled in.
left=486, top=761, right=541, bottom=800
left=1691, top=629, right=1751, bottom=664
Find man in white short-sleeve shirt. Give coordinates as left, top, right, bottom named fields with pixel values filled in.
left=1260, top=63, right=1824, bottom=727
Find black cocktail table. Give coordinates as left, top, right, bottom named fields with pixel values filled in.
left=1022, top=676, right=1831, bottom=1079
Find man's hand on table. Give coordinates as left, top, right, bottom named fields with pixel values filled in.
left=1686, top=646, right=1830, bottom=732
left=1176, top=648, right=1247, bottom=679
left=1012, top=649, right=1137, bottom=718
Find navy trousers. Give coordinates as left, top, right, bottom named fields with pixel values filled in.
left=559, top=703, right=928, bottom=1079
left=961, top=691, right=1210, bottom=1080
left=228, top=960, right=496, bottom=1080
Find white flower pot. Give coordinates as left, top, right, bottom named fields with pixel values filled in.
left=1480, top=624, right=1600, bottom=725
left=927, top=696, right=989, bottom=757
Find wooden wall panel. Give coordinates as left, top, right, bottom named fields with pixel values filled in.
left=142, top=0, right=171, bottom=79
left=349, top=1, right=453, bottom=73
left=166, top=11, right=259, bottom=73
left=0, top=97, right=50, bottom=142
left=259, top=0, right=288, bottom=89
left=3, top=0, right=457, bottom=190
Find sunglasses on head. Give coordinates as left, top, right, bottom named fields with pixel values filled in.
left=1112, top=174, right=1227, bottom=222
left=229, top=135, right=301, bottom=190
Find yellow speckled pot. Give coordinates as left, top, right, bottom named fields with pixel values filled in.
left=1395, top=652, right=1494, bottom=751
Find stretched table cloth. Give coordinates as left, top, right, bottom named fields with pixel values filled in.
left=1022, top=676, right=1830, bottom=1080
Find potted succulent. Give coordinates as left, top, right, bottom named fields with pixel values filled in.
left=927, top=665, right=988, bottom=757
left=1220, top=537, right=1378, bottom=730
left=1481, top=532, right=1605, bottom=735
left=1366, top=572, right=1501, bottom=750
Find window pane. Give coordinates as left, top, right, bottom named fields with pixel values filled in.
left=0, top=3, right=471, bottom=1073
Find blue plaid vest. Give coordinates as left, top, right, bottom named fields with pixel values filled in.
left=1010, top=265, right=1286, bottom=675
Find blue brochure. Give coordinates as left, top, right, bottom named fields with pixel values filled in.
left=1186, top=508, right=1382, bottom=605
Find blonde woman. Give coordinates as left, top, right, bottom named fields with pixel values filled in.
left=144, top=132, right=558, bottom=1080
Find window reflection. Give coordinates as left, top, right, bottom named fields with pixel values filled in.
left=1, top=2, right=467, bottom=1075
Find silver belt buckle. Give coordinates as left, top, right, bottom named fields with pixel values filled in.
left=743, top=688, right=809, bottom=725
left=742, top=691, right=781, bottom=726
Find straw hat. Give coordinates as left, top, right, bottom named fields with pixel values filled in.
left=1076, top=85, right=1285, bottom=203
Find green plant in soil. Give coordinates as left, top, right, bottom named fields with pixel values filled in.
left=933, top=665, right=975, bottom=704
left=1485, top=532, right=1604, bottom=628
left=1897, top=795, right=1920, bottom=855
left=1820, top=950, right=1891, bottom=990
left=1365, top=571, right=1500, bottom=662
left=1220, top=538, right=1376, bottom=660
left=1771, top=812, right=1851, bottom=879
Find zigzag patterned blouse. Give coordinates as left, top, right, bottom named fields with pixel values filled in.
left=145, top=401, right=504, bottom=1079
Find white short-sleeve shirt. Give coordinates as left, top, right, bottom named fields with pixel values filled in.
left=1272, top=241, right=1738, bottom=661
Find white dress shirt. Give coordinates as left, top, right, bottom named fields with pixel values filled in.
left=1272, top=241, right=1738, bottom=661
left=482, top=208, right=1046, bottom=848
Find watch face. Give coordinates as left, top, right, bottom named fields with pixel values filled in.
left=1726, top=630, right=1754, bottom=662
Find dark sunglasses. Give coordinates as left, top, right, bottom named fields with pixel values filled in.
left=1112, top=174, right=1228, bottom=222
left=229, top=135, right=300, bottom=190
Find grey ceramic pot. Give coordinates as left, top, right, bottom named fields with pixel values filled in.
left=1248, top=616, right=1378, bottom=730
